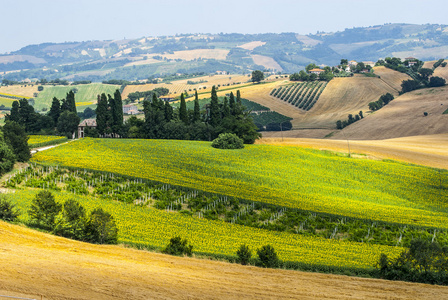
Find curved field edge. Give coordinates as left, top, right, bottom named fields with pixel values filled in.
left=7, top=189, right=401, bottom=269
left=31, top=138, right=448, bottom=229
left=28, top=135, right=68, bottom=148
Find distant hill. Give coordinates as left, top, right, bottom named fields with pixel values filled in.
left=1, top=23, right=448, bottom=82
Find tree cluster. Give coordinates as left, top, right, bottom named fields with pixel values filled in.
left=95, top=90, right=123, bottom=137
left=0, top=119, right=30, bottom=175
left=126, top=88, right=169, bottom=102
left=378, top=239, right=448, bottom=285
left=105, top=88, right=260, bottom=144
left=368, top=93, right=394, bottom=112
left=290, top=64, right=334, bottom=82
left=336, top=111, right=364, bottom=129
left=236, top=244, right=279, bottom=268
left=28, top=191, right=118, bottom=244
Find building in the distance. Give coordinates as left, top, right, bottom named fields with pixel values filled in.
left=308, top=68, right=325, bottom=75
left=78, top=119, right=97, bottom=138
left=123, top=104, right=138, bottom=115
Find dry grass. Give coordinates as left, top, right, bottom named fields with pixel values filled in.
left=295, top=35, right=322, bottom=46
left=257, top=133, right=448, bottom=170
left=251, top=54, right=283, bottom=71
left=434, top=64, right=448, bottom=81
left=373, top=66, right=412, bottom=91
left=160, top=49, right=229, bottom=61
left=238, top=41, right=266, bottom=50
left=0, top=84, right=39, bottom=98
left=331, top=86, right=448, bottom=140
left=1, top=221, right=447, bottom=300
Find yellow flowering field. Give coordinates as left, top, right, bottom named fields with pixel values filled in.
left=31, top=138, right=448, bottom=229
left=28, top=135, right=68, bottom=148
left=8, top=189, right=402, bottom=269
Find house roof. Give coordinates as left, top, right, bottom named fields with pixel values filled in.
left=309, top=68, right=324, bottom=72
left=79, top=119, right=97, bottom=127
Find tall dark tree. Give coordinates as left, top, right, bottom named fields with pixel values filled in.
left=96, top=94, right=108, bottom=136
left=0, top=141, right=15, bottom=175
left=48, top=97, right=61, bottom=126
left=192, top=90, right=201, bottom=123
left=18, top=99, right=39, bottom=133
left=113, top=89, right=123, bottom=128
left=2, top=121, right=30, bottom=162
left=66, top=90, right=77, bottom=113
left=164, top=100, right=173, bottom=122
left=28, top=191, right=62, bottom=230
left=7, top=101, right=20, bottom=123
left=222, top=97, right=230, bottom=118
left=229, top=92, right=236, bottom=116
left=209, top=86, right=220, bottom=127
left=60, top=98, right=70, bottom=112
left=107, top=94, right=116, bottom=131
left=251, top=70, right=265, bottom=83
left=57, top=111, right=80, bottom=139
left=179, top=93, right=188, bottom=124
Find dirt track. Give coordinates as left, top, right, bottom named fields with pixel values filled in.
left=1, top=221, right=448, bottom=300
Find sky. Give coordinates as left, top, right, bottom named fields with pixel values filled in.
left=1, top=0, right=448, bottom=54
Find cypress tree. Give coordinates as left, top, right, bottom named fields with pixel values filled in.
left=96, top=94, right=108, bottom=135
left=113, top=90, right=123, bottom=127
left=60, top=98, right=70, bottom=112
left=48, top=97, right=61, bottom=126
left=222, top=97, right=230, bottom=118
left=179, top=93, right=188, bottom=124
left=235, top=90, right=244, bottom=115
left=66, top=90, right=77, bottom=113
left=209, top=86, right=220, bottom=127
left=107, top=94, right=116, bottom=130
left=229, top=92, right=235, bottom=116
left=193, top=90, right=200, bottom=123
left=7, top=101, right=20, bottom=123
left=164, top=100, right=173, bottom=122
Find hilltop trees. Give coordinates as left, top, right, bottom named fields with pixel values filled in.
left=95, top=89, right=124, bottom=137
left=251, top=70, right=264, bottom=83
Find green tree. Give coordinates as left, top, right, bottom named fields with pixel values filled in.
left=179, top=93, right=188, bottom=124
left=429, top=76, right=446, bottom=87
left=212, top=133, right=244, bottom=149
left=162, top=236, right=193, bottom=256
left=96, top=94, right=109, bottom=136
left=209, top=86, right=220, bottom=127
left=340, top=59, right=348, bottom=65
left=257, top=245, right=279, bottom=268
left=2, top=121, right=30, bottom=162
left=164, top=100, right=173, bottom=122
left=57, top=111, right=80, bottom=139
left=401, top=80, right=420, bottom=93
left=7, top=101, right=20, bottom=123
left=222, top=97, right=230, bottom=118
left=85, top=208, right=118, bottom=244
left=66, top=90, right=77, bottom=113
left=192, top=91, right=201, bottom=123
left=48, top=97, right=61, bottom=126
left=251, top=70, right=264, bottom=83
left=54, top=199, right=87, bottom=240
left=236, top=244, right=252, bottom=265
left=229, top=92, right=236, bottom=115
left=0, top=141, right=15, bottom=175
left=418, top=68, right=434, bottom=82
left=113, top=89, right=123, bottom=128
left=28, top=191, right=62, bottom=230
left=0, top=196, right=20, bottom=222
left=299, top=70, right=309, bottom=81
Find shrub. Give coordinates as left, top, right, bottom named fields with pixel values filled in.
left=211, top=133, right=244, bottom=149
left=257, top=244, right=279, bottom=268
left=37, top=86, right=44, bottom=91
left=28, top=191, right=61, bottom=230
left=429, top=76, right=446, bottom=87
left=237, top=244, right=252, bottom=265
left=0, top=196, right=20, bottom=222
left=85, top=208, right=118, bottom=244
left=162, top=236, right=193, bottom=256
left=0, top=141, right=16, bottom=175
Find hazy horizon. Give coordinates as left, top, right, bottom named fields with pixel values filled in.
left=2, top=0, right=448, bottom=54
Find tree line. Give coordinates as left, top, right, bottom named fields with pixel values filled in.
left=88, top=87, right=260, bottom=144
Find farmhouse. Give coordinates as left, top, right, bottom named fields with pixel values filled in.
left=309, top=68, right=325, bottom=75
left=348, top=60, right=358, bottom=67
left=362, top=61, right=375, bottom=68
left=78, top=118, right=96, bottom=138
left=405, top=57, right=418, bottom=67
left=123, top=104, right=138, bottom=115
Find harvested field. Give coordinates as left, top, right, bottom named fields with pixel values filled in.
left=160, top=49, right=229, bottom=61
left=331, top=86, right=448, bottom=140
left=373, top=66, right=412, bottom=91
left=295, top=35, right=322, bottom=46
left=256, top=133, right=448, bottom=170
left=0, top=84, right=39, bottom=98
left=252, top=54, right=283, bottom=71
left=238, top=41, right=266, bottom=50
left=1, top=220, right=448, bottom=300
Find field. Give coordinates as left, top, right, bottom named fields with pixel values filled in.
left=2, top=221, right=446, bottom=300
left=31, top=138, right=448, bottom=230
left=331, top=85, right=448, bottom=140
left=373, top=66, right=412, bottom=91
left=251, top=54, right=283, bottom=71
left=34, top=83, right=120, bottom=111
left=271, top=81, right=328, bottom=111
left=0, top=84, right=38, bottom=98
left=238, top=41, right=266, bottom=50
left=160, top=49, right=230, bottom=61
left=0, top=96, right=15, bottom=107
left=122, top=74, right=250, bottom=99
left=27, top=135, right=68, bottom=148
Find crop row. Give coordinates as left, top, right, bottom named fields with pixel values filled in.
left=28, top=135, right=68, bottom=148
left=30, top=138, right=448, bottom=229
left=271, top=81, right=327, bottom=111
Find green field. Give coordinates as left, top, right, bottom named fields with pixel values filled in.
left=0, top=97, right=15, bottom=108
left=32, top=138, right=448, bottom=229
left=28, top=135, right=68, bottom=148
left=35, top=83, right=119, bottom=111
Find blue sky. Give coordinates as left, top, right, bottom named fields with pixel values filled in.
left=1, top=0, right=448, bottom=54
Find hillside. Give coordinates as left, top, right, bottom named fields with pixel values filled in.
left=331, top=86, right=448, bottom=140
left=373, top=66, right=412, bottom=91
left=2, top=24, right=448, bottom=82
left=2, top=221, right=447, bottom=300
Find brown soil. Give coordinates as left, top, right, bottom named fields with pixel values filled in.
left=1, top=221, right=448, bottom=300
